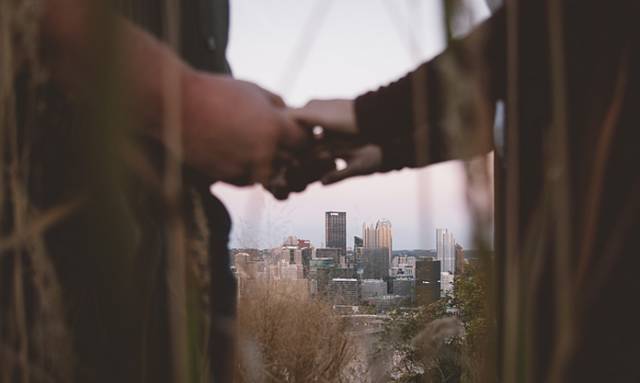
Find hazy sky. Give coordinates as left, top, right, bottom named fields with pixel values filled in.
left=212, top=0, right=492, bottom=250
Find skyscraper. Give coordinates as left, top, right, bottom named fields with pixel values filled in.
left=436, top=228, right=456, bottom=274
left=325, top=211, right=346, bottom=254
left=376, top=219, right=393, bottom=262
left=363, top=223, right=377, bottom=248
left=363, top=219, right=393, bottom=264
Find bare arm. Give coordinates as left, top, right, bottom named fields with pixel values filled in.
left=42, top=0, right=304, bottom=184
left=42, top=0, right=183, bottom=127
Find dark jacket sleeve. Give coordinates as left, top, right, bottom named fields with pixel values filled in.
left=355, top=7, right=506, bottom=171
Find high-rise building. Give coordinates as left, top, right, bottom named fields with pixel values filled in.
left=415, top=259, right=441, bottom=306
left=436, top=228, right=456, bottom=274
left=376, top=219, right=393, bottom=261
left=325, top=211, right=346, bottom=254
left=361, top=248, right=390, bottom=279
left=354, top=236, right=363, bottom=249
left=363, top=220, right=393, bottom=264
left=363, top=223, right=377, bottom=248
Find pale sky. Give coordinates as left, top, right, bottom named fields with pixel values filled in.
left=212, top=0, right=492, bottom=250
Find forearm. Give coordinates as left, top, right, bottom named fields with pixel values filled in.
left=41, top=0, right=196, bottom=132
left=355, top=7, right=506, bottom=169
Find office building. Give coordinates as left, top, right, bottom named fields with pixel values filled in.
left=360, top=279, right=388, bottom=300
left=415, top=259, right=441, bottom=306
left=455, top=243, right=465, bottom=274
left=328, top=278, right=359, bottom=306
left=376, top=219, right=393, bottom=260
left=390, top=255, right=416, bottom=278
left=363, top=223, right=377, bottom=248
left=316, top=248, right=341, bottom=265
left=354, top=236, right=363, bottom=249
left=436, top=228, right=456, bottom=274
left=441, top=272, right=454, bottom=294
left=298, top=239, right=311, bottom=249
left=363, top=219, right=393, bottom=264
left=280, top=246, right=302, bottom=265
left=325, top=211, right=346, bottom=254
left=309, top=257, right=335, bottom=297
left=361, top=248, right=389, bottom=279
left=391, top=278, right=415, bottom=303
left=301, top=247, right=312, bottom=278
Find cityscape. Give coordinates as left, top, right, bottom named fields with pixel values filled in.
left=231, top=211, right=475, bottom=313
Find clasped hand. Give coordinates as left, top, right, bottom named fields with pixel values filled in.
left=267, top=100, right=384, bottom=200
left=180, top=75, right=381, bottom=198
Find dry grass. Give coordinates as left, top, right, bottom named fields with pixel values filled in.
left=1, top=0, right=75, bottom=382
left=235, top=280, right=356, bottom=383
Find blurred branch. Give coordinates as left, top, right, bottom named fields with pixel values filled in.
left=277, top=0, right=335, bottom=96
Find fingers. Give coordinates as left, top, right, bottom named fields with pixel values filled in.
left=265, top=162, right=291, bottom=200
left=264, top=147, right=336, bottom=200
left=287, top=99, right=358, bottom=135
left=321, top=145, right=383, bottom=185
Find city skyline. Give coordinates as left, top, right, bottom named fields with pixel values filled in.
left=223, top=200, right=475, bottom=250
left=232, top=214, right=467, bottom=253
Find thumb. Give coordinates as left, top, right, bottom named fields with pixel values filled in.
left=321, top=162, right=362, bottom=185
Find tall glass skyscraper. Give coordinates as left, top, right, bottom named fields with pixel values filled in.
left=363, top=219, right=393, bottom=264
left=325, top=211, right=346, bottom=254
left=436, top=228, right=456, bottom=274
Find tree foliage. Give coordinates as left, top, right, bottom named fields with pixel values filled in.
left=382, top=263, right=489, bottom=382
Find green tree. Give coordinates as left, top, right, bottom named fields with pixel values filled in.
left=382, top=263, right=488, bottom=382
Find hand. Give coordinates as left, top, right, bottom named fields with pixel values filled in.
left=319, top=144, right=382, bottom=185
left=181, top=72, right=306, bottom=185
left=288, top=99, right=358, bottom=135
left=266, top=144, right=336, bottom=200
left=264, top=99, right=382, bottom=199
left=264, top=133, right=383, bottom=200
